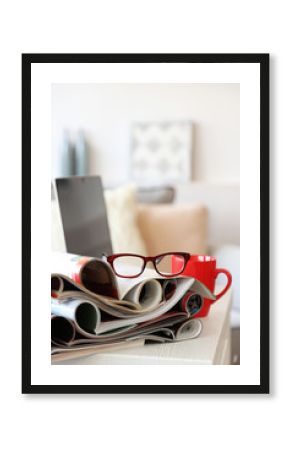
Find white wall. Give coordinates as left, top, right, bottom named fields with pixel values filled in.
left=52, top=83, right=239, bottom=186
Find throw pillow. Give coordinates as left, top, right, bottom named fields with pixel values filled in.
left=136, top=203, right=208, bottom=256
left=104, top=184, right=148, bottom=255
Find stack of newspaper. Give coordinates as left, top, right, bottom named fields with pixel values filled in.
left=51, top=252, right=216, bottom=362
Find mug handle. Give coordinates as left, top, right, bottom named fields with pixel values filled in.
left=214, top=268, right=232, bottom=300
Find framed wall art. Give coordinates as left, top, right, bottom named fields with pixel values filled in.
left=131, top=120, right=193, bottom=185
left=22, top=53, right=269, bottom=394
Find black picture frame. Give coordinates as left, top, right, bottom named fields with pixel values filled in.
left=22, top=53, right=269, bottom=394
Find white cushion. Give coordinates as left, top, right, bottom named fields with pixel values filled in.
left=104, top=184, right=147, bottom=255
left=51, top=200, right=66, bottom=252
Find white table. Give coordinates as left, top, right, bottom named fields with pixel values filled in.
left=54, top=288, right=232, bottom=365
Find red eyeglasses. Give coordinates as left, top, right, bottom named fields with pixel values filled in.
left=104, top=252, right=190, bottom=278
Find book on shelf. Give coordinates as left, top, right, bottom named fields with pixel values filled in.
left=51, top=252, right=216, bottom=362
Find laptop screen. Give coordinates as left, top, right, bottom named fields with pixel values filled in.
left=55, top=176, right=113, bottom=257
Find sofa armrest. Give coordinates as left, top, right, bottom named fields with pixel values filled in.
left=136, top=203, right=208, bottom=256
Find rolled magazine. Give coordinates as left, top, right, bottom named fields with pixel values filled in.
left=178, top=291, right=204, bottom=316
left=51, top=252, right=216, bottom=361
left=51, top=298, right=101, bottom=338
left=51, top=315, right=75, bottom=345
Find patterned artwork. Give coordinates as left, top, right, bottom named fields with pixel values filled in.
left=131, top=121, right=193, bottom=184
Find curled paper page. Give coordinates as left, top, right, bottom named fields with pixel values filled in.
left=179, top=292, right=203, bottom=316
left=51, top=297, right=101, bottom=338
left=52, top=274, right=142, bottom=313
left=161, top=279, right=177, bottom=300
left=128, top=318, right=202, bottom=343
left=51, top=252, right=118, bottom=297
left=51, top=275, right=64, bottom=294
left=122, top=279, right=162, bottom=309
left=175, top=318, right=203, bottom=340
left=51, top=315, right=76, bottom=345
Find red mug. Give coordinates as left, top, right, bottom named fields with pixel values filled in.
left=172, top=254, right=232, bottom=317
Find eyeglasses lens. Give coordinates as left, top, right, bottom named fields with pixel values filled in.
left=155, top=253, right=185, bottom=276
left=113, top=255, right=144, bottom=277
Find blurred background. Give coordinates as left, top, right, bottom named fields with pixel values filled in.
left=52, top=83, right=239, bottom=185
left=51, top=83, right=240, bottom=363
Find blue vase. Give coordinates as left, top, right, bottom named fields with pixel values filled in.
left=75, top=130, right=88, bottom=176
left=61, top=131, right=75, bottom=176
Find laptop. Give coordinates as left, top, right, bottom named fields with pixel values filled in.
left=54, top=176, right=113, bottom=257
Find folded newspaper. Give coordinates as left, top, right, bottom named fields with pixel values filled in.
left=51, top=252, right=216, bottom=362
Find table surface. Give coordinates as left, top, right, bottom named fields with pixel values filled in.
left=54, top=288, right=232, bottom=365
